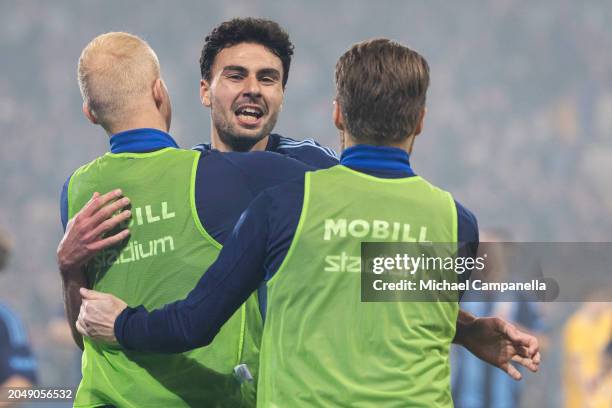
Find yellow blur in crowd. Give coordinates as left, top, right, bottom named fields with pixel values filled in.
left=564, top=302, right=612, bottom=408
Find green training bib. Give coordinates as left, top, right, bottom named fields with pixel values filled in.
left=68, top=148, right=261, bottom=408
left=258, top=165, right=459, bottom=407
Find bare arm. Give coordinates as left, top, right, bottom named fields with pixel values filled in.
left=56, top=189, right=131, bottom=349
left=60, top=266, right=89, bottom=350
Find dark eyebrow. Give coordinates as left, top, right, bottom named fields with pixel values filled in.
left=222, top=66, right=248, bottom=74
left=257, top=68, right=281, bottom=79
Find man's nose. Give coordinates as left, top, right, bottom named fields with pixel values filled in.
left=243, top=75, right=262, bottom=97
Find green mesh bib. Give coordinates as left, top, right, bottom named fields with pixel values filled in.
left=258, top=165, right=459, bottom=407
left=68, top=148, right=261, bottom=407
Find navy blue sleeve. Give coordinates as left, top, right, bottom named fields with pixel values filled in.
left=116, top=190, right=277, bottom=352
left=456, top=199, right=479, bottom=257
left=115, top=180, right=304, bottom=353
left=60, top=175, right=71, bottom=231
left=0, top=306, right=37, bottom=384
left=194, top=150, right=312, bottom=245
left=455, top=200, right=479, bottom=289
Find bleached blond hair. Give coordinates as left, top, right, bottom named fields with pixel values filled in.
left=78, top=32, right=160, bottom=129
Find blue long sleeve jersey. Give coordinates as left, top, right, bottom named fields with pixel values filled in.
left=74, top=130, right=482, bottom=353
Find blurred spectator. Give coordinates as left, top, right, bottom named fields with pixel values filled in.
left=452, top=230, right=545, bottom=408
left=0, top=231, right=37, bottom=407
left=46, top=307, right=81, bottom=388
left=563, top=297, right=612, bottom=408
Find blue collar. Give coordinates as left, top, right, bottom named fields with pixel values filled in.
left=340, top=145, right=415, bottom=176
left=109, top=128, right=179, bottom=154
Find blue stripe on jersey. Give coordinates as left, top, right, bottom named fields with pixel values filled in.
left=191, top=143, right=209, bottom=153
left=0, top=305, right=28, bottom=346
left=276, top=137, right=339, bottom=159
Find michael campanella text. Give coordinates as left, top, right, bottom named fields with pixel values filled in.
left=372, top=279, right=547, bottom=293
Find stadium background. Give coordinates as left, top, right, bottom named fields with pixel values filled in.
left=1, top=1, right=611, bottom=407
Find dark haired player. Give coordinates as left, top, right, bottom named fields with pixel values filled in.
left=192, top=18, right=338, bottom=167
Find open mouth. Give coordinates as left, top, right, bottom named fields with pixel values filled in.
left=235, top=105, right=264, bottom=125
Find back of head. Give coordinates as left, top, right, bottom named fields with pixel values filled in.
left=0, top=230, right=11, bottom=272
left=200, top=18, right=294, bottom=88
left=78, top=32, right=161, bottom=131
left=335, top=38, right=430, bottom=145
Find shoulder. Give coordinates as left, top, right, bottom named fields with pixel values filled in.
left=270, top=134, right=339, bottom=169
left=273, top=134, right=338, bottom=159
left=454, top=201, right=478, bottom=230
left=454, top=199, right=479, bottom=244
left=191, top=142, right=212, bottom=153
left=70, top=154, right=108, bottom=179
left=202, top=150, right=313, bottom=182
left=259, top=176, right=307, bottom=208
left=224, top=150, right=313, bottom=171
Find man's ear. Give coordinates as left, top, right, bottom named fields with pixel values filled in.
left=200, top=79, right=212, bottom=107
left=82, top=102, right=97, bottom=124
left=414, top=107, right=427, bottom=136
left=333, top=99, right=344, bottom=131
left=152, top=78, right=166, bottom=108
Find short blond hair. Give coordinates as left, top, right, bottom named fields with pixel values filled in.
left=78, top=32, right=160, bottom=129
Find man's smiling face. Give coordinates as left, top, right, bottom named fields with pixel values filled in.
left=201, top=42, right=285, bottom=152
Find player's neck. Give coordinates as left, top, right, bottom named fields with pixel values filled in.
left=105, top=114, right=169, bottom=136
left=342, top=134, right=415, bottom=155
left=210, top=132, right=269, bottom=152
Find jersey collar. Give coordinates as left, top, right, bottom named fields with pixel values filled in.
left=340, top=144, right=414, bottom=176
left=109, top=128, right=179, bottom=154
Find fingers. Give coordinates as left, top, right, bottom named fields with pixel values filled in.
left=80, top=287, right=105, bottom=300
left=503, top=321, right=539, bottom=358
left=511, top=354, right=539, bottom=372
left=81, top=189, right=123, bottom=218
left=88, top=197, right=131, bottom=233
left=87, top=228, right=131, bottom=252
left=533, top=351, right=541, bottom=365
left=86, top=207, right=131, bottom=245
left=76, top=301, right=89, bottom=336
left=500, top=361, right=522, bottom=381
left=76, top=318, right=88, bottom=337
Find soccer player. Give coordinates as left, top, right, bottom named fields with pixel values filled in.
left=58, top=31, right=313, bottom=408
left=75, top=38, right=540, bottom=406
left=191, top=18, right=339, bottom=168
left=0, top=231, right=37, bottom=408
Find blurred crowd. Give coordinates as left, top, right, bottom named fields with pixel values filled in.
left=1, top=1, right=611, bottom=407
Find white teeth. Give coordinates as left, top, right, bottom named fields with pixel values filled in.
left=236, top=107, right=263, bottom=117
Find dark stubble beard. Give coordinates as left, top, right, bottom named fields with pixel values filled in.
left=215, top=110, right=280, bottom=152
